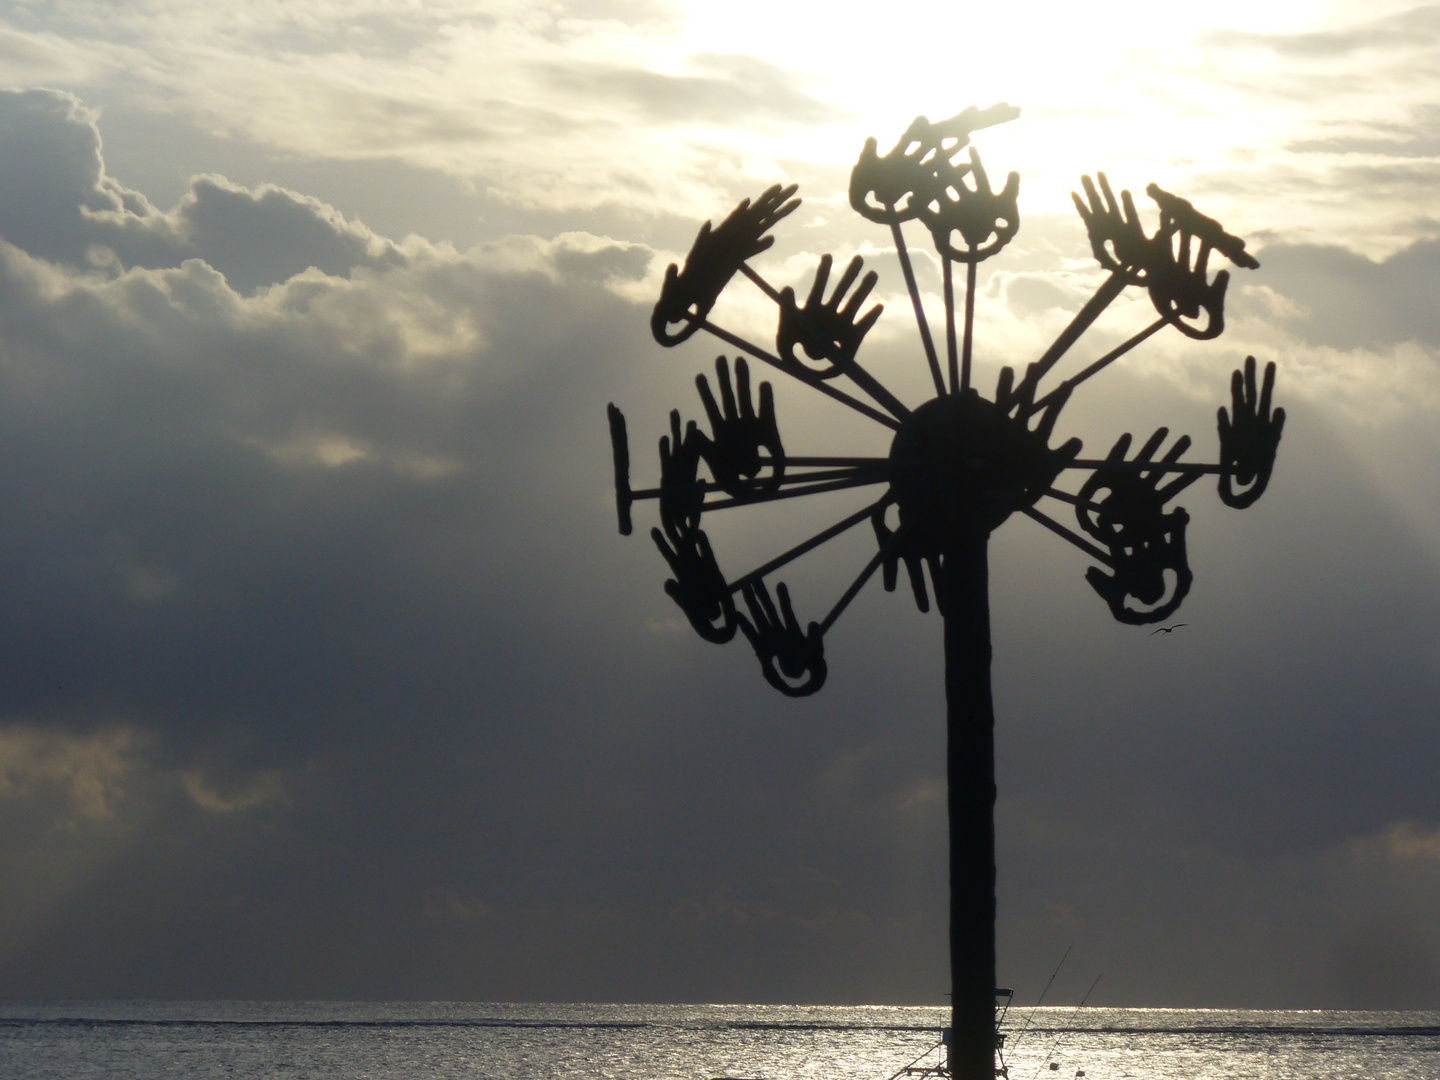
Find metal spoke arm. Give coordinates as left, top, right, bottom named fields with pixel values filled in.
left=892, top=221, right=946, bottom=396
left=700, top=319, right=902, bottom=430
left=729, top=496, right=893, bottom=594
left=1061, top=458, right=1226, bottom=475
left=628, top=464, right=887, bottom=503
left=1018, top=504, right=1115, bottom=567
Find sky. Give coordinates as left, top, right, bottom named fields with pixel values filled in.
left=0, top=0, right=1439, bottom=1010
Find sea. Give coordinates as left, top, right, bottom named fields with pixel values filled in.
left=2, top=1001, right=1436, bottom=1079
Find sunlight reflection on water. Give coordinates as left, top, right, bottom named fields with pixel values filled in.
left=1, top=1002, right=1436, bottom=1079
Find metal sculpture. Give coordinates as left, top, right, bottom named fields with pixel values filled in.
left=607, top=105, right=1284, bottom=1080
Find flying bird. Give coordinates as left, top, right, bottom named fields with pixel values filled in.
left=1150, top=623, right=1188, bottom=635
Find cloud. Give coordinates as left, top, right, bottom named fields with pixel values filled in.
left=180, top=767, right=288, bottom=814
left=0, top=723, right=142, bottom=826
left=1246, top=237, right=1440, bottom=350
left=539, top=52, right=844, bottom=127
left=1207, top=6, right=1440, bottom=58
left=0, top=89, right=407, bottom=294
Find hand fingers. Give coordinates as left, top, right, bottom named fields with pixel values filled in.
left=776, top=582, right=801, bottom=634
left=1258, top=358, right=1275, bottom=420
left=755, top=580, right=781, bottom=627
left=995, top=365, right=1015, bottom=406
left=1098, top=172, right=1118, bottom=217
left=856, top=302, right=884, bottom=336
left=847, top=269, right=880, bottom=312
left=696, top=370, right=724, bottom=433
left=735, top=357, right=754, bottom=423
left=831, top=255, right=863, bottom=306
left=1136, top=426, right=1169, bottom=465
left=807, top=254, right=832, bottom=308
left=1120, top=188, right=1140, bottom=229
left=968, top=146, right=991, bottom=193
left=651, top=527, right=681, bottom=573
left=1160, top=432, right=1192, bottom=464
left=717, top=355, right=738, bottom=420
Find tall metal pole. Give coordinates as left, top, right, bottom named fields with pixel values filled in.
left=941, top=534, right=996, bottom=1080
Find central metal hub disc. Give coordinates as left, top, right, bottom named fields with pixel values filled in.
left=887, top=389, right=1058, bottom=556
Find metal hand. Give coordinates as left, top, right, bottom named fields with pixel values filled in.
left=776, top=254, right=884, bottom=376
left=652, top=526, right=737, bottom=644
left=1072, top=173, right=1150, bottom=282
left=657, top=409, right=705, bottom=543
left=1077, top=428, right=1196, bottom=624
left=1144, top=226, right=1230, bottom=340
left=652, top=183, right=801, bottom=345
left=849, top=104, right=1019, bottom=225
left=848, top=115, right=946, bottom=225
left=694, top=356, right=786, bottom=497
left=1218, top=356, right=1285, bottom=508
left=922, top=146, right=1020, bottom=262
left=736, top=580, right=826, bottom=696
left=872, top=505, right=935, bottom=613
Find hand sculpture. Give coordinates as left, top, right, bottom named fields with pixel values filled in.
left=694, top=356, right=785, bottom=496
left=922, top=146, right=1020, bottom=262
left=776, top=254, right=884, bottom=377
left=993, top=364, right=1084, bottom=503
left=737, top=580, right=826, bottom=696
left=657, top=410, right=705, bottom=543
left=1077, top=428, right=1197, bottom=624
left=1218, top=356, right=1285, bottom=508
left=652, top=184, right=800, bottom=345
left=1143, top=224, right=1231, bottom=340
left=1072, top=173, right=1151, bottom=283
left=849, top=103, right=1020, bottom=225
left=653, top=526, right=737, bottom=644
left=873, top=503, right=935, bottom=613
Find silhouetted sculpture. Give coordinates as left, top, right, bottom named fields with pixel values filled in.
left=608, top=106, right=1284, bottom=1080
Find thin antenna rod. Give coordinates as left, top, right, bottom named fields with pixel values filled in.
left=699, top=320, right=900, bottom=430
left=891, top=221, right=946, bottom=396
left=1007, top=944, right=1072, bottom=1057
left=730, top=496, right=891, bottom=593
left=1029, top=973, right=1103, bottom=1080
left=961, top=254, right=978, bottom=392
